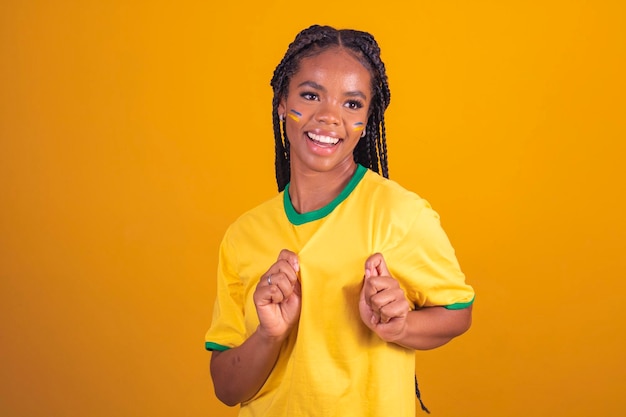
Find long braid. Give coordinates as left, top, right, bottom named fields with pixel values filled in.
left=270, top=25, right=392, bottom=191
left=379, top=118, right=389, bottom=178
left=271, top=26, right=338, bottom=191
left=272, top=100, right=288, bottom=190
left=350, top=32, right=391, bottom=177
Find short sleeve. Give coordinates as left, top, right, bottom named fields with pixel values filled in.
left=205, top=231, right=247, bottom=351
left=387, top=200, right=475, bottom=310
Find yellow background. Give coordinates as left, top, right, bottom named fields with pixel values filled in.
left=1, top=1, right=625, bottom=416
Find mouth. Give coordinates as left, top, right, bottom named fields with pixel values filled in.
left=307, top=132, right=340, bottom=147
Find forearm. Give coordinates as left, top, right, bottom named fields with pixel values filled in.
left=391, top=305, right=473, bottom=350
left=210, top=328, right=285, bottom=406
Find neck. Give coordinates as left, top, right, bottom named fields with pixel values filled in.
left=288, top=162, right=357, bottom=214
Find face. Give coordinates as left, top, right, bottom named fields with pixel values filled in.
left=278, top=48, right=372, bottom=176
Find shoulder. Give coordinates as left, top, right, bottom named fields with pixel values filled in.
left=223, top=193, right=285, bottom=241
left=357, top=169, right=432, bottom=218
left=354, top=170, right=448, bottom=249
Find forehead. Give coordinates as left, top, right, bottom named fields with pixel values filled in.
left=290, top=48, right=372, bottom=92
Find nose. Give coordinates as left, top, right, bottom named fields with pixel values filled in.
left=315, top=102, right=341, bottom=125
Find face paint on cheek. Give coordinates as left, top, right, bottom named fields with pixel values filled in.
left=288, top=109, right=302, bottom=122
left=352, top=122, right=365, bottom=132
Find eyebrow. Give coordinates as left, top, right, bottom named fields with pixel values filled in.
left=297, top=80, right=368, bottom=100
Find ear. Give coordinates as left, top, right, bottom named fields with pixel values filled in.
left=278, top=98, right=286, bottom=119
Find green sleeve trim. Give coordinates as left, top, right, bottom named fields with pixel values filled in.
left=205, top=342, right=231, bottom=351
left=444, top=295, right=475, bottom=310
left=284, top=164, right=367, bottom=225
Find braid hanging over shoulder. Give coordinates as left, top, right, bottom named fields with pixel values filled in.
left=270, top=25, right=392, bottom=191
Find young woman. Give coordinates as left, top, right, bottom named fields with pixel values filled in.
left=206, top=25, right=475, bottom=417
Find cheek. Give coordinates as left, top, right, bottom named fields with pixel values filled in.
left=288, top=109, right=303, bottom=122
left=352, top=122, right=365, bottom=133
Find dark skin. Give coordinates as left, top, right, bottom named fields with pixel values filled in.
left=211, top=48, right=472, bottom=406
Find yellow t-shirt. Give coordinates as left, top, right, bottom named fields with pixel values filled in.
left=206, top=165, right=474, bottom=417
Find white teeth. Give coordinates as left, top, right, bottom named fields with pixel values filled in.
left=307, top=132, right=339, bottom=145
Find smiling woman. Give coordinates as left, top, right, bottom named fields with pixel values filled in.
left=1, top=2, right=625, bottom=417
left=270, top=26, right=392, bottom=192
left=204, top=25, right=474, bottom=417
left=278, top=48, right=373, bottom=211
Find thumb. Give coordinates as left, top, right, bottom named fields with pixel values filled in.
left=364, top=253, right=390, bottom=278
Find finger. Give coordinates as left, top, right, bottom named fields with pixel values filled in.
left=274, top=259, right=299, bottom=286
left=367, top=286, right=397, bottom=322
left=363, top=273, right=397, bottom=300
left=267, top=283, right=287, bottom=303
left=255, top=276, right=286, bottom=305
left=292, top=277, right=302, bottom=297
left=364, top=258, right=376, bottom=279
left=277, top=249, right=300, bottom=273
left=366, top=279, right=406, bottom=322
left=364, top=252, right=390, bottom=278
left=369, top=278, right=405, bottom=302
left=378, top=298, right=410, bottom=323
left=371, top=312, right=381, bottom=325
left=263, top=257, right=299, bottom=289
left=362, top=273, right=381, bottom=300
left=262, top=250, right=301, bottom=303
left=369, top=285, right=399, bottom=309
left=271, top=270, right=297, bottom=299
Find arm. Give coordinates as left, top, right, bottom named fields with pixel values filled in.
left=210, top=250, right=301, bottom=406
left=359, top=253, right=472, bottom=350
left=391, top=305, right=472, bottom=350
left=210, top=329, right=285, bottom=406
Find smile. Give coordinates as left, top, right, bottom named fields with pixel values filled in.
left=307, top=132, right=340, bottom=145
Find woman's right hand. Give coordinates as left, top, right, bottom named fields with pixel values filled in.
left=211, top=250, right=301, bottom=406
left=253, top=249, right=301, bottom=340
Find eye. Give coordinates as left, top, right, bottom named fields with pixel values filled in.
left=300, top=92, right=319, bottom=101
left=345, top=100, right=364, bottom=110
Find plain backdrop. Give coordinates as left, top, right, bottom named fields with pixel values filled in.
left=1, top=1, right=625, bottom=416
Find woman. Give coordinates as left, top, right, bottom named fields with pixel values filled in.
left=206, top=25, right=475, bottom=417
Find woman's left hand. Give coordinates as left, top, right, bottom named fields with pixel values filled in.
left=359, top=253, right=411, bottom=342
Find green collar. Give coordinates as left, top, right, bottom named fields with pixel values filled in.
left=284, top=164, right=367, bottom=225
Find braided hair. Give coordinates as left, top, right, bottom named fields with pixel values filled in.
left=270, top=25, right=392, bottom=191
